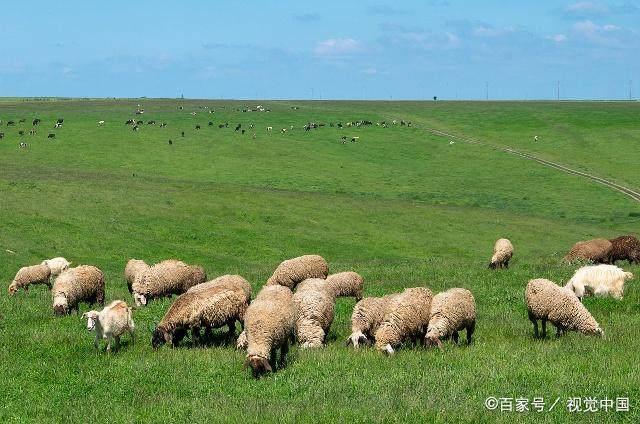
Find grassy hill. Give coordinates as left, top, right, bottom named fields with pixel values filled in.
left=0, top=99, right=638, bottom=423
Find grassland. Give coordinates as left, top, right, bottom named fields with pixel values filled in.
left=0, top=99, right=639, bottom=423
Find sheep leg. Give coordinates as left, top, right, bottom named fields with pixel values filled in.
left=555, top=325, right=563, bottom=338
left=279, top=340, right=289, bottom=368
left=115, top=336, right=121, bottom=351
left=106, top=336, right=112, bottom=353
left=270, top=348, right=277, bottom=369
left=541, top=320, right=547, bottom=339
left=94, top=335, right=99, bottom=351
left=192, top=326, right=202, bottom=346
left=528, top=312, right=539, bottom=338
left=226, top=320, right=236, bottom=339
left=466, top=321, right=475, bottom=345
left=452, top=332, right=459, bottom=344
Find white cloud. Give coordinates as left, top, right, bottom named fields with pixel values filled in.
left=314, top=38, right=361, bottom=56
left=565, top=2, right=609, bottom=15
left=603, top=24, right=621, bottom=31
left=546, top=34, right=568, bottom=42
left=473, top=25, right=514, bottom=38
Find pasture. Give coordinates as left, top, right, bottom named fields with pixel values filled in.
left=0, top=98, right=639, bottom=423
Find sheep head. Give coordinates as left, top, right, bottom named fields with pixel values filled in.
left=82, top=311, right=99, bottom=331
left=53, top=293, right=69, bottom=316
left=245, top=355, right=272, bottom=378
left=151, top=327, right=170, bottom=349
left=8, top=282, right=18, bottom=296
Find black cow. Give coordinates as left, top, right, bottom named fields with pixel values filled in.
left=56, top=118, right=64, bottom=124
left=181, top=131, right=185, bottom=137
left=208, top=121, right=214, bottom=126
left=47, top=133, right=56, bottom=139
left=125, top=119, right=134, bottom=125
left=7, top=120, right=15, bottom=126
left=195, top=125, right=201, bottom=130
left=218, top=124, right=224, bottom=128
left=168, top=139, right=173, bottom=145
left=235, top=124, right=241, bottom=131
left=18, top=130, right=24, bottom=136
left=33, top=118, right=41, bottom=126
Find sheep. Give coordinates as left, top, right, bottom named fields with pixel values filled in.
left=563, top=238, right=612, bottom=263
left=124, top=259, right=150, bottom=294
left=292, top=278, right=335, bottom=348
left=325, top=271, right=364, bottom=301
left=345, top=294, right=400, bottom=348
left=244, top=285, right=295, bottom=378
left=132, top=259, right=206, bottom=306
left=267, top=126, right=273, bottom=131
left=374, top=287, right=434, bottom=355
left=98, top=120, right=105, bottom=126
left=8, top=263, right=52, bottom=295
left=608, top=235, right=640, bottom=265
left=424, top=288, right=476, bottom=351
left=489, top=238, right=514, bottom=269
left=152, top=285, right=249, bottom=349
left=52, top=265, right=105, bottom=315
left=525, top=278, right=604, bottom=338
left=565, top=264, right=633, bottom=301
left=82, top=300, right=135, bottom=352
left=187, top=274, right=252, bottom=301
left=41, top=257, right=71, bottom=276
left=266, top=254, right=329, bottom=289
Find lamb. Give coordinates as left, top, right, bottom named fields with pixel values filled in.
left=292, top=278, right=335, bottom=348
left=489, top=238, right=514, bottom=269
left=525, top=278, right=604, bottom=338
left=244, top=285, right=295, bottom=378
left=8, top=263, right=52, bottom=295
left=565, top=264, right=633, bottom=301
left=563, top=238, right=612, bottom=263
left=424, top=288, right=476, bottom=351
left=132, top=259, right=207, bottom=306
left=124, top=259, right=150, bottom=293
left=82, top=300, right=135, bottom=352
left=266, top=254, right=329, bottom=289
left=608, top=235, right=640, bottom=265
left=374, top=287, right=434, bottom=355
left=41, top=257, right=71, bottom=276
left=152, top=283, right=249, bottom=349
left=326, top=271, right=364, bottom=301
left=345, top=294, right=400, bottom=348
left=52, top=265, right=105, bottom=315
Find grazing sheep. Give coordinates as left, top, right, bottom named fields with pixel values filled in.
left=152, top=285, right=249, bottom=349
left=188, top=274, right=252, bottom=301
left=489, top=238, right=514, bottom=269
left=374, top=287, right=434, bottom=355
left=82, top=300, right=135, bottom=352
left=42, top=257, right=71, bottom=276
left=52, top=265, right=105, bottom=315
left=608, top=235, right=640, bottom=265
left=525, top=278, right=604, bottom=338
left=124, top=259, right=150, bottom=294
left=132, top=259, right=207, bottom=306
left=424, top=288, right=476, bottom=351
left=244, top=285, right=295, bottom=378
left=266, top=254, right=329, bottom=289
left=563, top=238, right=612, bottom=263
left=8, top=263, right=52, bottom=295
left=565, top=264, right=633, bottom=301
left=326, top=271, right=364, bottom=300
left=345, top=294, right=400, bottom=348
left=293, top=278, right=335, bottom=348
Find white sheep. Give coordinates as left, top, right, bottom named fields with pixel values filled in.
left=42, top=257, right=71, bottom=276
left=489, top=238, right=513, bottom=269
left=424, top=288, right=476, bottom=350
left=565, top=264, right=633, bottom=301
left=82, top=300, right=135, bottom=352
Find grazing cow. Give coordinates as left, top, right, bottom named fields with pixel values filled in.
left=18, top=119, right=26, bottom=123
left=7, top=120, right=15, bottom=126
left=281, top=128, right=287, bottom=133
left=534, top=135, right=539, bottom=142
left=351, top=137, right=359, bottom=143
left=147, top=120, right=156, bottom=125
left=208, top=122, right=214, bottom=126
left=47, top=133, right=56, bottom=139
left=267, top=126, right=273, bottom=131
left=218, top=124, right=224, bottom=129
left=32, top=118, right=41, bottom=126
left=18, top=130, right=24, bottom=136
left=195, top=125, right=201, bottom=130
left=241, top=129, right=245, bottom=134
left=190, top=112, right=197, bottom=116
left=135, top=109, right=144, bottom=115
left=29, top=129, right=37, bottom=135
left=225, top=122, right=229, bottom=128
left=19, top=142, right=27, bottom=148
left=181, top=131, right=185, bottom=137
left=159, top=123, right=167, bottom=128
left=178, top=106, right=183, bottom=110
left=54, top=123, right=62, bottom=129
left=98, top=120, right=105, bottom=126
left=56, top=118, right=64, bottom=124
left=125, top=119, right=134, bottom=125
left=0, top=132, right=4, bottom=139
left=132, top=125, right=139, bottom=131
left=168, top=140, right=173, bottom=145
left=136, top=120, right=143, bottom=125
left=249, top=124, right=254, bottom=129
left=341, top=136, right=347, bottom=144
left=235, top=124, right=241, bottom=131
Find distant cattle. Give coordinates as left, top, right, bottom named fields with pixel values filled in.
left=98, top=120, right=105, bottom=126
left=147, top=120, right=156, bottom=125
left=267, top=126, right=272, bottom=131
left=29, top=129, right=37, bottom=135
left=0, top=132, right=4, bottom=139
left=54, top=122, right=62, bottom=129
left=235, top=124, right=241, bottom=131
left=56, top=118, right=64, bottom=124
left=32, top=118, right=41, bottom=126
left=19, top=142, right=27, bottom=148
left=159, top=123, right=167, bottom=128
left=18, top=119, right=26, bottom=123
left=125, top=119, right=134, bottom=125
left=208, top=121, right=214, bottom=126
left=168, top=140, right=173, bottom=145
left=18, top=130, right=24, bottom=136
left=132, top=125, right=139, bottom=131
left=218, top=124, right=224, bottom=128
left=181, top=131, right=185, bottom=137
left=195, top=125, right=201, bottom=130
left=241, top=129, right=245, bottom=134
left=47, top=133, right=56, bottom=139
left=7, top=120, right=15, bottom=126
left=136, top=120, right=143, bottom=125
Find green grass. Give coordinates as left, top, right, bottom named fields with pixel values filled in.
left=0, top=99, right=639, bottom=423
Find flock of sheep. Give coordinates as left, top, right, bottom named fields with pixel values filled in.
left=7, top=234, right=638, bottom=378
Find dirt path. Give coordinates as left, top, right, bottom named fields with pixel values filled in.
left=422, top=126, right=640, bottom=203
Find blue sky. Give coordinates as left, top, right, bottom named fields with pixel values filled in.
left=1, top=1, right=638, bottom=99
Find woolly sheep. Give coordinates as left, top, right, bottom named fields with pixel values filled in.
left=345, top=294, right=400, bottom=348
left=82, top=300, right=135, bottom=352
left=563, top=238, right=612, bottom=264
left=565, top=264, right=633, bottom=301
left=244, top=285, right=295, bottom=378
left=608, top=235, right=640, bottom=265
left=188, top=274, right=252, bottom=301
left=488, top=238, right=514, bottom=269
left=266, top=254, right=328, bottom=289
left=41, top=257, right=71, bottom=276
left=132, top=259, right=207, bottom=306
left=525, top=278, right=604, bottom=338
left=8, top=263, right=51, bottom=295
left=124, top=259, right=150, bottom=293
left=326, top=271, right=364, bottom=300
left=152, top=284, right=249, bottom=349
left=424, top=288, right=476, bottom=351
left=293, top=278, right=335, bottom=348
left=52, top=265, right=105, bottom=315
left=374, top=287, right=434, bottom=355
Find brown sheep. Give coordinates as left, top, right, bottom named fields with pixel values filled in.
left=608, top=235, right=640, bottom=265
left=563, top=238, right=612, bottom=263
